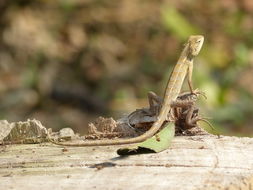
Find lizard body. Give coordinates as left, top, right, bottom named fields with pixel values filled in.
left=48, top=35, right=204, bottom=146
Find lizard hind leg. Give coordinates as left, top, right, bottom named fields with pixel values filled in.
left=147, top=91, right=162, bottom=116
left=185, top=109, right=219, bottom=135
left=170, top=91, right=201, bottom=126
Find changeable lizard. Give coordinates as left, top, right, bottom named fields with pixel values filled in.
left=48, top=35, right=204, bottom=146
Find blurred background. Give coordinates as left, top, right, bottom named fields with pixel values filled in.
left=0, top=0, right=253, bottom=136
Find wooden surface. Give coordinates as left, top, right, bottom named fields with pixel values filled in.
left=0, top=133, right=253, bottom=190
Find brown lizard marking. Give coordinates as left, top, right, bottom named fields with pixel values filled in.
left=48, top=35, right=204, bottom=146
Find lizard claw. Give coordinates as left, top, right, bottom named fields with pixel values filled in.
left=191, top=89, right=207, bottom=99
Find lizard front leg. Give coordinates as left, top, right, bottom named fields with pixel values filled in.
left=187, top=60, right=194, bottom=94
left=186, top=61, right=207, bottom=100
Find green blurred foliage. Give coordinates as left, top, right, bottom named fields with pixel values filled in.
left=161, top=7, right=201, bottom=40
left=0, top=0, right=253, bottom=136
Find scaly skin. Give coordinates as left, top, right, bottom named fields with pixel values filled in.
left=48, top=35, right=204, bottom=146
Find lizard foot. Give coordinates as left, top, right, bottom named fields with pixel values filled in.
left=191, top=89, right=207, bottom=99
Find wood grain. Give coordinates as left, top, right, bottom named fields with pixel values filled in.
left=0, top=133, right=253, bottom=190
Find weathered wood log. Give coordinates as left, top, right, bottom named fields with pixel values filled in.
left=0, top=132, right=253, bottom=190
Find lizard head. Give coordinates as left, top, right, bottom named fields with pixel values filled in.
left=188, top=35, right=204, bottom=56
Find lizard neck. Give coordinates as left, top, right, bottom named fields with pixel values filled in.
left=178, top=43, right=192, bottom=62
left=161, top=42, right=193, bottom=102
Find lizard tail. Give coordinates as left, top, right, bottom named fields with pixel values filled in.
left=47, top=119, right=165, bottom=146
